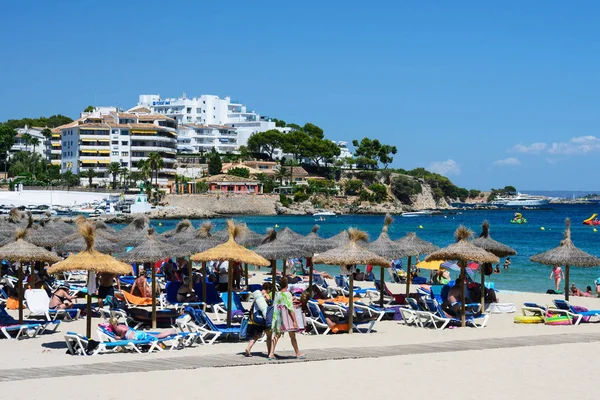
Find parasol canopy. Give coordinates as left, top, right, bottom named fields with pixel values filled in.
left=162, top=219, right=195, bottom=241
left=415, top=259, right=443, bottom=270
left=118, top=228, right=189, bottom=264
left=180, top=222, right=221, bottom=254
left=530, top=218, right=600, bottom=267
left=116, top=216, right=151, bottom=247
left=395, top=232, right=439, bottom=256
left=472, top=221, right=517, bottom=258
left=367, top=214, right=410, bottom=260
left=325, top=229, right=369, bottom=247
left=0, top=229, right=61, bottom=264
left=295, top=225, right=334, bottom=254
left=254, top=229, right=312, bottom=261
left=47, top=222, right=133, bottom=275
left=314, top=229, right=389, bottom=267
left=275, top=227, right=304, bottom=244
left=190, top=220, right=270, bottom=266
left=425, top=226, right=499, bottom=264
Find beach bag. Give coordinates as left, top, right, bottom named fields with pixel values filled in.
left=484, top=263, right=493, bottom=276
left=265, top=305, right=274, bottom=327
left=279, top=305, right=306, bottom=332
left=250, top=303, right=266, bottom=326
left=240, top=316, right=249, bottom=340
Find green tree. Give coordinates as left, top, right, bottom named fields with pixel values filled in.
left=275, top=119, right=287, bottom=128
left=84, top=105, right=95, bottom=113
left=227, top=167, right=250, bottom=178
left=119, top=166, right=129, bottom=187
left=9, top=151, right=45, bottom=179
left=352, top=138, right=397, bottom=169
left=391, top=175, right=422, bottom=204
left=468, top=189, right=481, bottom=198
left=148, top=152, right=164, bottom=187
left=61, top=171, right=80, bottom=188
left=247, top=130, right=284, bottom=160
left=41, top=128, right=52, bottom=140
left=136, top=159, right=152, bottom=183
left=30, top=137, right=40, bottom=154
left=207, top=150, right=222, bottom=175
left=377, top=144, right=397, bottom=169
left=255, top=173, right=276, bottom=193
left=81, top=168, right=96, bottom=187
left=344, top=179, right=363, bottom=195
left=0, top=125, right=17, bottom=174
left=274, top=166, right=291, bottom=185
left=108, top=162, right=121, bottom=189
left=303, top=122, right=324, bottom=139
left=238, top=145, right=250, bottom=161
left=21, top=133, right=32, bottom=152
left=369, top=183, right=388, bottom=203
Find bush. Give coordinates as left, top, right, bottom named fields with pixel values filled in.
left=379, top=169, right=392, bottom=185
left=196, top=181, right=209, bottom=193
left=391, top=175, right=422, bottom=204
left=355, top=171, right=377, bottom=185
left=468, top=189, right=481, bottom=198
left=294, top=192, right=310, bottom=202
left=308, top=179, right=335, bottom=195
left=279, top=193, right=292, bottom=207
left=227, top=167, right=250, bottom=178
left=344, top=179, right=363, bottom=195
left=432, top=187, right=445, bottom=200
left=369, top=183, right=388, bottom=203
left=359, top=190, right=373, bottom=202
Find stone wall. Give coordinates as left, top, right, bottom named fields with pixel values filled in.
left=164, top=193, right=279, bottom=216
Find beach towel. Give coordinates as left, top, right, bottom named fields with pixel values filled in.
left=122, top=291, right=153, bottom=306
left=316, top=296, right=359, bottom=305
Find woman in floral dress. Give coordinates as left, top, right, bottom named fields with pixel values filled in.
left=268, top=277, right=305, bottom=360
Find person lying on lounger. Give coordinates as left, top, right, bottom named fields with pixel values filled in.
left=108, top=317, right=176, bottom=341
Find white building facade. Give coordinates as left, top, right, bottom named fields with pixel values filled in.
left=57, top=108, right=177, bottom=186
left=138, top=94, right=276, bottom=152
left=11, top=127, right=47, bottom=160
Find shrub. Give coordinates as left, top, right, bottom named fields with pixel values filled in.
left=355, top=171, right=377, bottom=185
left=279, top=193, right=292, bottom=207
left=391, top=175, right=422, bottom=204
left=227, top=167, right=250, bottom=178
left=294, top=192, right=310, bottom=202
left=468, top=189, right=481, bottom=198
left=196, top=181, right=209, bottom=193
left=344, top=179, right=363, bottom=195
left=369, top=183, right=388, bottom=203
left=359, top=190, right=374, bottom=202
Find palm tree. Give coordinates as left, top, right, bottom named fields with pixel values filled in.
left=108, top=162, right=121, bottom=190
left=148, top=152, right=164, bottom=187
left=21, top=133, right=32, bottom=152
left=30, top=137, right=40, bottom=154
left=136, top=159, right=151, bottom=183
left=82, top=168, right=96, bottom=187
left=119, top=166, right=129, bottom=187
left=274, top=166, right=291, bottom=185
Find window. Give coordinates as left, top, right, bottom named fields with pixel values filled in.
left=121, top=162, right=128, bottom=167
left=121, top=141, right=129, bottom=146
left=112, top=151, right=119, bottom=156
left=213, top=107, right=215, bottom=110
left=203, top=101, right=205, bottom=104
left=186, top=108, right=191, bottom=113
left=111, top=140, right=118, bottom=145
left=121, top=130, right=129, bottom=135
left=121, top=151, right=129, bottom=156
left=196, top=108, right=201, bottom=113
left=112, top=129, right=118, bottom=134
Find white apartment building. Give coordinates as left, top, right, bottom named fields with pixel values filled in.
left=11, top=126, right=47, bottom=159
left=138, top=94, right=276, bottom=151
left=58, top=108, right=177, bottom=186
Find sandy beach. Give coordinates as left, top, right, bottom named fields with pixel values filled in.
left=0, top=273, right=599, bottom=399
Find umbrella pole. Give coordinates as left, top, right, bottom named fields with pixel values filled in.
left=86, top=270, right=92, bottom=338
left=404, top=256, right=412, bottom=303
left=151, top=262, right=157, bottom=329
left=283, top=259, right=287, bottom=277
left=188, top=259, right=193, bottom=291
left=244, top=263, right=249, bottom=290
left=348, top=266, right=354, bottom=335
left=565, top=265, right=570, bottom=301
left=459, top=261, right=466, bottom=328
left=379, top=266, right=384, bottom=308
left=18, top=262, right=23, bottom=324
left=226, top=260, right=233, bottom=328
left=202, top=261, right=207, bottom=312
left=480, top=263, right=486, bottom=306
left=271, top=260, right=276, bottom=300
left=308, top=257, right=313, bottom=298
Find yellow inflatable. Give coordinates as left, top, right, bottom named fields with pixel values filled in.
left=514, top=315, right=544, bottom=324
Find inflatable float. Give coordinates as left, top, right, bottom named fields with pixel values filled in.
left=583, top=214, right=600, bottom=225
left=545, top=315, right=573, bottom=325
left=510, top=212, right=527, bottom=224
left=514, top=315, right=544, bottom=324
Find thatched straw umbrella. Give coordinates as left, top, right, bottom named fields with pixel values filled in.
left=396, top=232, right=439, bottom=305
left=236, top=224, right=265, bottom=247
left=117, top=216, right=151, bottom=247
left=47, top=222, right=133, bottom=337
left=0, top=209, right=27, bottom=237
left=530, top=218, right=600, bottom=301
left=0, top=229, right=61, bottom=323
left=276, top=227, right=304, bottom=244
left=0, top=213, right=34, bottom=247
left=190, top=220, right=270, bottom=327
left=118, top=228, right=190, bottom=328
left=367, top=215, right=410, bottom=307
left=425, top=226, right=499, bottom=327
left=58, top=230, right=122, bottom=254
left=325, top=229, right=368, bottom=247
left=472, top=221, right=517, bottom=304
left=161, top=219, right=194, bottom=240
left=296, top=225, right=335, bottom=297
left=314, top=229, right=389, bottom=333
left=254, top=229, right=312, bottom=299
left=93, top=220, right=118, bottom=241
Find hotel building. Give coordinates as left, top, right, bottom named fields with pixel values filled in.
left=57, top=108, right=177, bottom=186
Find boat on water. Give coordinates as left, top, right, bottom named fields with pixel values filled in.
left=401, top=211, right=437, bottom=217
left=491, top=193, right=550, bottom=207
left=313, top=210, right=336, bottom=217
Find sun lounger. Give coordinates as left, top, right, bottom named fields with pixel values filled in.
left=24, top=289, right=80, bottom=321
left=164, top=281, right=204, bottom=311
left=97, top=325, right=191, bottom=351
left=374, top=280, right=405, bottom=304
left=121, top=291, right=154, bottom=307
left=403, top=297, right=430, bottom=327
left=522, top=302, right=548, bottom=317
left=180, top=306, right=240, bottom=342
left=193, top=282, right=226, bottom=314
left=321, top=302, right=376, bottom=333
left=423, top=298, right=489, bottom=329
left=549, top=299, right=600, bottom=325
left=65, top=331, right=159, bottom=355
left=305, top=301, right=332, bottom=335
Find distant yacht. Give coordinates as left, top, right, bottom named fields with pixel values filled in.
left=313, top=210, right=336, bottom=216
left=491, top=193, right=550, bottom=207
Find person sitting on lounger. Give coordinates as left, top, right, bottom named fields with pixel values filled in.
left=49, top=285, right=77, bottom=310
left=442, top=283, right=463, bottom=317
left=131, top=267, right=152, bottom=298
left=108, top=317, right=176, bottom=340
left=177, top=277, right=198, bottom=303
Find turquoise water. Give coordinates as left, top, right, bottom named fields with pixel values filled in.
left=118, top=204, right=600, bottom=293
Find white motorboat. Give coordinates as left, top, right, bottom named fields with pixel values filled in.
left=313, top=210, right=336, bottom=216
left=492, top=193, right=549, bottom=207
left=401, top=211, right=435, bottom=217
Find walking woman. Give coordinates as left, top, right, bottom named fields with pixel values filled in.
left=550, top=265, right=563, bottom=292
left=268, top=277, right=305, bottom=360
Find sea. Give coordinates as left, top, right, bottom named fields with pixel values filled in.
left=117, top=204, right=600, bottom=294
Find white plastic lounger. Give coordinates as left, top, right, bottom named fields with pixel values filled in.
left=25, top=289, right=81, bottom=321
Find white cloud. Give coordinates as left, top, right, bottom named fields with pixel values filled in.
left=493, top=157, right=521, bottom=166
left=511, top=142, right=547, bottom=153
left=428, top=159, right=460, bottom=176
left=547, top=136, right=600, bottom=155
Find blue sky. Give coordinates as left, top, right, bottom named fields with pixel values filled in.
left=2, top=1, right=599, bottom=191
